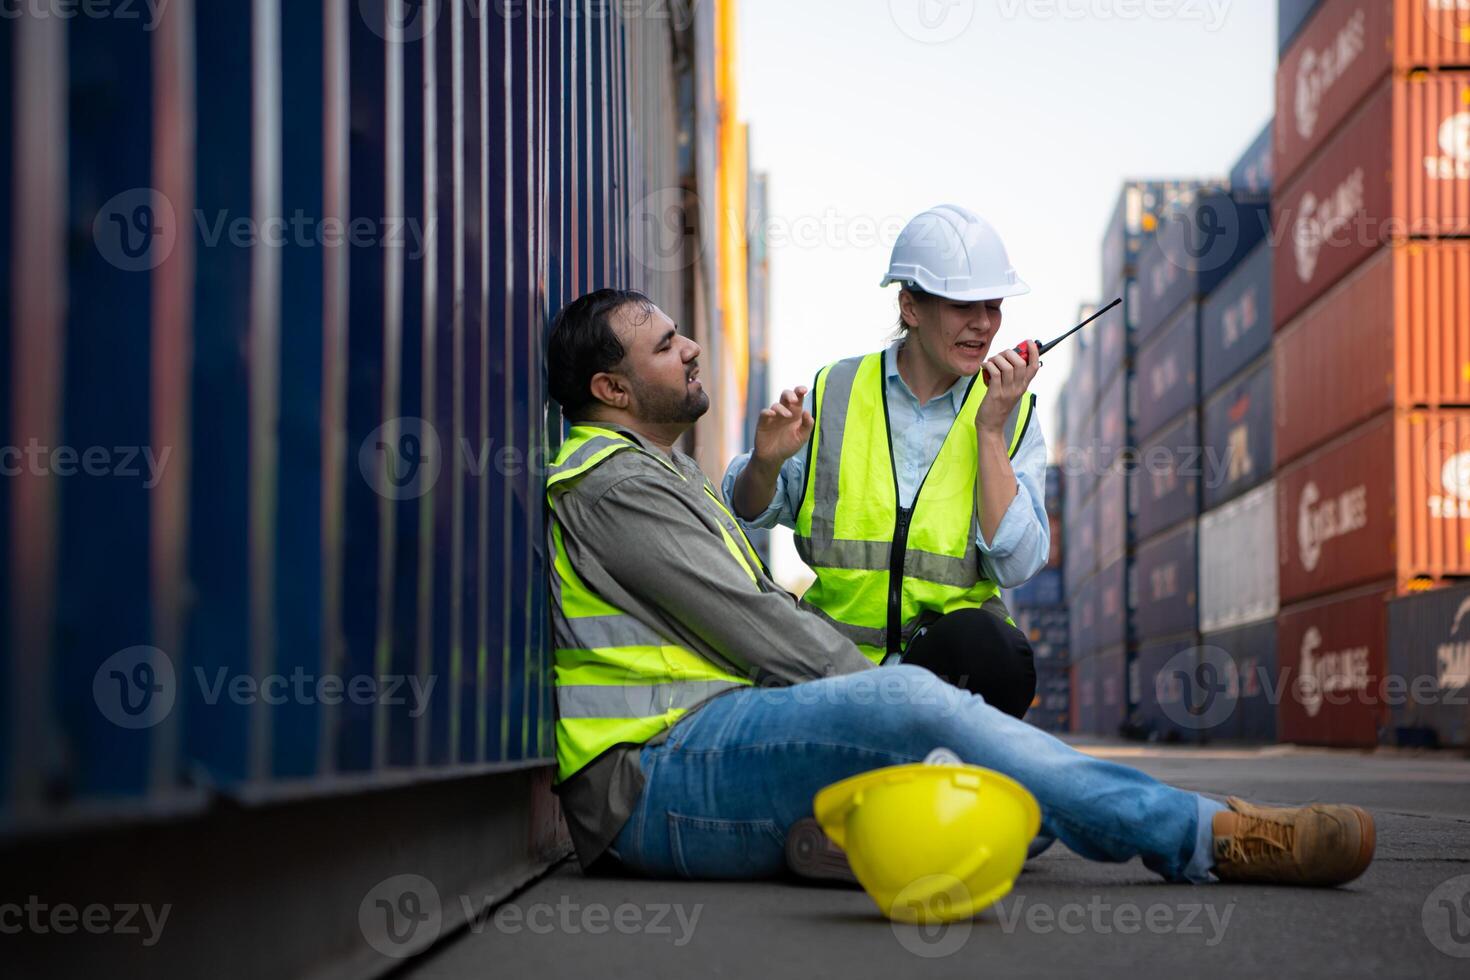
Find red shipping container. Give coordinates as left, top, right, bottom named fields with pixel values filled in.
left=1396, top=0, right=1470, bottom=70
left=1277, top=0, right=1470, bottom=185
left=1277, top=409, right=1470, bottom=603
left=1274, top=73, right=1470, bottom=327
left=1276, top=0, right=1393, bottom=185
left=1278, top=415, right=1395, bottom=603
left=1275, top=242, right=1470, bottom=467
left=1276, top=582, right=1393, bottom=748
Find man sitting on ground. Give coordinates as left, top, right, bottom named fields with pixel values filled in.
left=545, top=287, right=1375, bottom=889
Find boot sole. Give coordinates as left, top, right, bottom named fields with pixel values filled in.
left=785, top=818, right=859, bottom=885
left=1343, top=805, right=1376, bottom=885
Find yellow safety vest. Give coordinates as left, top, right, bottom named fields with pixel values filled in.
left=793, top=352, right=1034, bottom=663
left=547, top=425, right=763, bottom=782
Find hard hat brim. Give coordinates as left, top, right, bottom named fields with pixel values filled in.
left=880, top=275, right=1031, bottom=302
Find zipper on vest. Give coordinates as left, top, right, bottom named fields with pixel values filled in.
left=887, top=506, right=913, bottom=655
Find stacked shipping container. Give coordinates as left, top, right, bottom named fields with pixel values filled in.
left=1012, top=466, right=1070, bottom=733
left=1065, top=182, right=1222, bottom=736
left=1271, top=0, right=1470, bottom=747
left=1127, top=180, right=1269, bottom=740
left=1189, top=121, right=1281, bottom=744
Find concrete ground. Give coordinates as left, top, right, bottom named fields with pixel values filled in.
left=407, top=742, right=1470, bottom=980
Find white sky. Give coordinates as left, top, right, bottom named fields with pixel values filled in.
left=735, top=0, right=1277, bottom=586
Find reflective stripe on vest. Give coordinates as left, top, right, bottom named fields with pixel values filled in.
left=793, top=353, right=1033, bottom=662
left=547, top=426, right=758, bottom=782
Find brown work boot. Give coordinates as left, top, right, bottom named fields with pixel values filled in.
left=1211, top=796, right=1376, bottom=886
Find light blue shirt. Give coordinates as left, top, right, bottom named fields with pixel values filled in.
left=721, top=341, right=1051, bottom=588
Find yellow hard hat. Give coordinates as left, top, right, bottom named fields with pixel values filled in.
left=813, top=762, right=1041, bottom=924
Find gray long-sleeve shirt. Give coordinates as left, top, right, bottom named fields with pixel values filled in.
left=549, top=424, right=876, bottom=868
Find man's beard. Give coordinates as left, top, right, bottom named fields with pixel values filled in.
left=631, top=376, right=710, bottom=425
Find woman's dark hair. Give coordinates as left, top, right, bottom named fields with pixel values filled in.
left=547, top=288, right=653, bottom=420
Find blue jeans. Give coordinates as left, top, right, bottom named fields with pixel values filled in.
left=609, top=665, right=1223, bottom=883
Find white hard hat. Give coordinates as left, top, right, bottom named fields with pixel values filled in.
left=880, top=204, right=1030, bottom=302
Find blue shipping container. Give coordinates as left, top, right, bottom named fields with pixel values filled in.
left=1012, top=568, right=1063, bottom=608
left=1131, top=635, right=1204, bottom=743
left=1095, top=279, right=1135, bottom=380
left=1095, top=558, right=1129, bottom=653
left=1229, top=120, right=1274, bottom=198
left=1134, top=410, right=1201, bottom=540
left=1134, top=302, right=1199, bottom=443
left=1278, top=0, right=1325, bottom=57
left=1200, top=241, right=1272, bottom=397
left=1135, top=193, right=1271, bottom=339
left=1202, top=355, right=1273, bottom=510
left=1134, top=520, right=1199, bottom=641
left=1016, top=606, right=1070, bottom=664
left=1100, top=182, right=1218, bottom=291
left=1200, top=619, right=1279, bottom=742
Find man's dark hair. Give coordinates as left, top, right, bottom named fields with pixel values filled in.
left=547, top=288, right=653, bottom=420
